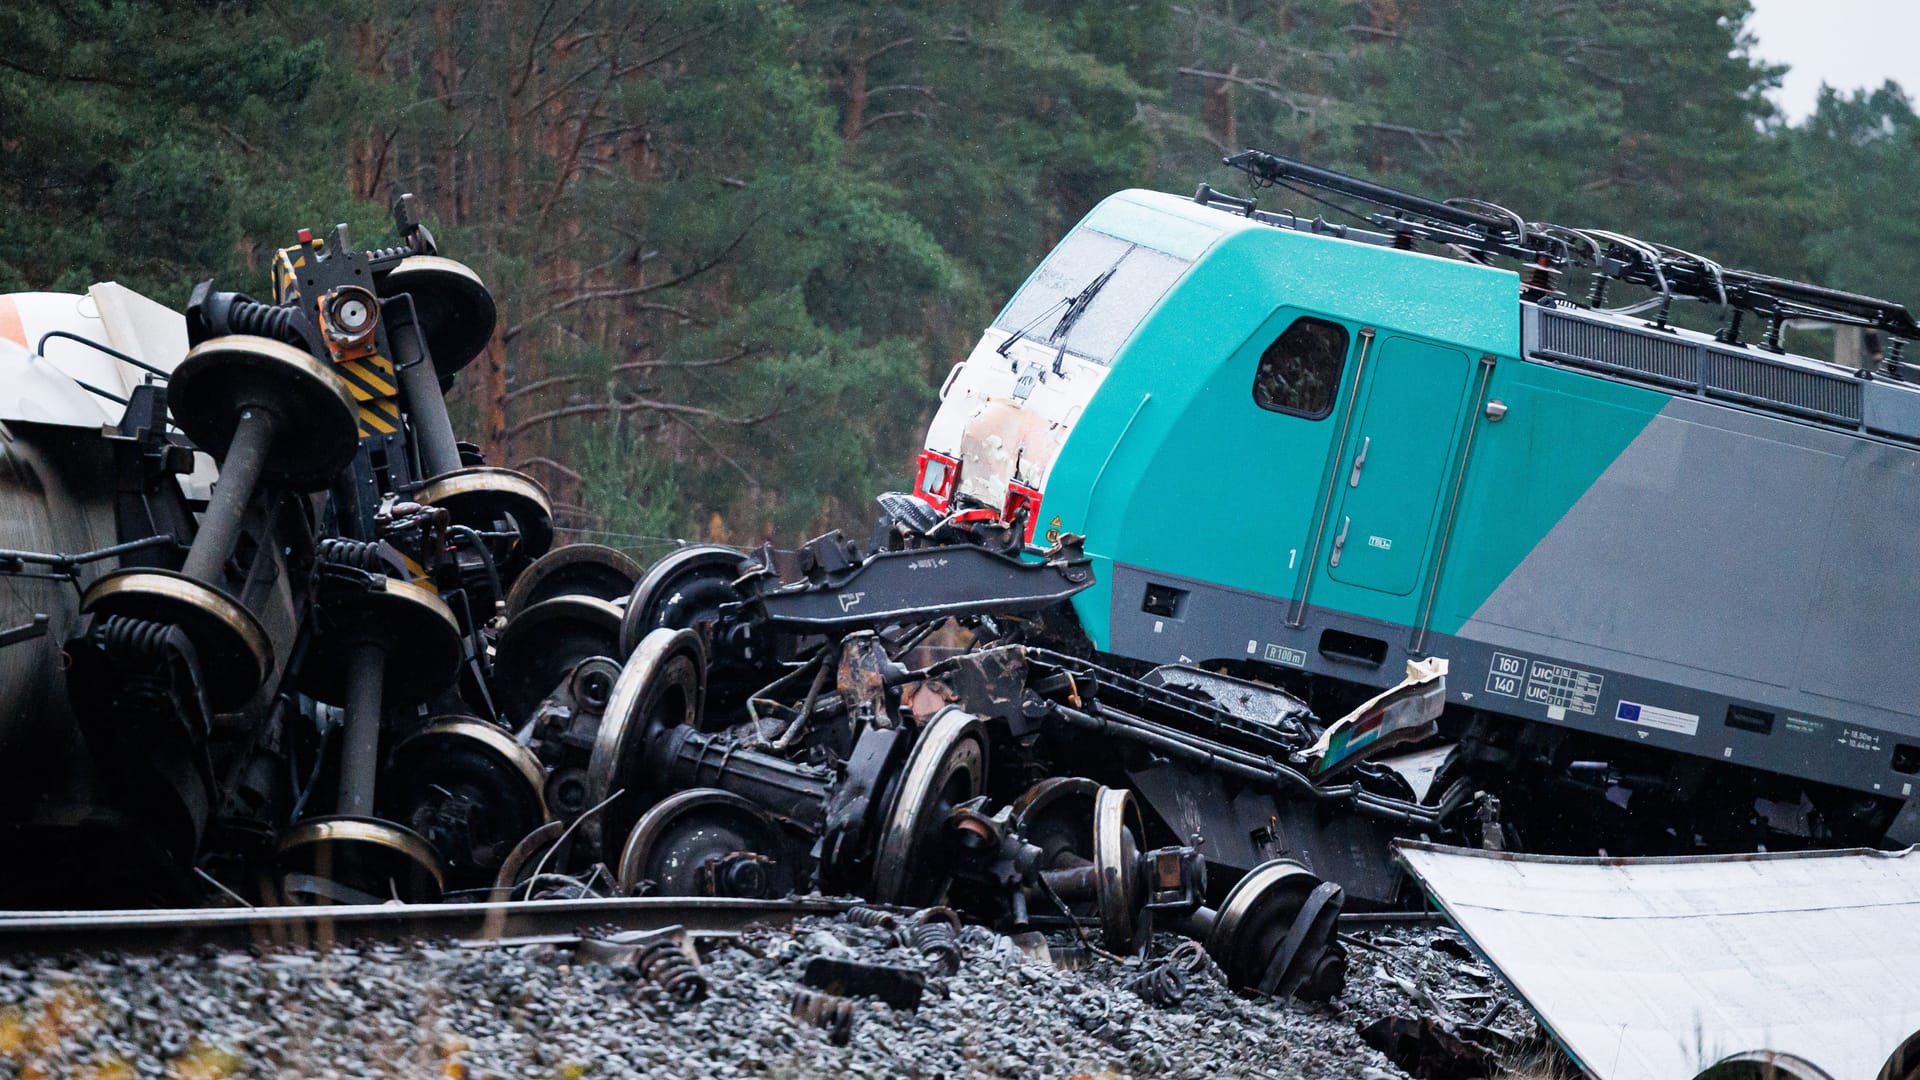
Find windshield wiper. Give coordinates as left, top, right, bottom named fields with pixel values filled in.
left=995, top=295, right=1069, bottom=361
left=995, top=255, right=1125, bottom=365
left=1049, top=265, right=1117, bottom=346
left=1044, top=265, right=1118, bottom=373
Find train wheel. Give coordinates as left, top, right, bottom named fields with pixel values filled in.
left=417, top=466, right=554, bottom=578
left=1692, top=1051, right=1836, bottom=1080
left=276, top=816, right=446, bottom=905
left=1092, top=786, right=1152, bottom=955
left=301, top=577, right=464, bottom=710
left=1205, top=858, right=1347, bottom=1001
left=869, top=707, right=987, bottom=906
left=1011, top=776, right=1102, bottom=873
left=490, top=820, right=566, bottom=900
left=616, top=788, right=795, bottom=898
left=377, top=717, right=548, bottom=889
left=80, top=570, right=273, bottom=710
left=618, top=545, right=746, bottom=652
left=619, top=545, right=771, bottom=717
left=490, top=595, right=623, bottom=724
left=375, top=256, right=497, bottom=375
left=168, top=335, right=361, bottom=490
left=587, top=627, right=706, bottom=865
left=1879, top=1028, right=1920, bottom=1080
left=502, top=543, right=643, bottom=621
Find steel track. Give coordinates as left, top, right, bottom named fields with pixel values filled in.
left=0, top=895, right=860, bottom=955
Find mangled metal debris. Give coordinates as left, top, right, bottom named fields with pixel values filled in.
left=0, top=190, right=1476, bottom=1021
left=1396, top=840, right=1920, bottom=1080
left=801, top=955, right=927, bottom=1011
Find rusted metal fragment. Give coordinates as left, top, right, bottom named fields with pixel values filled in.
left=1396, top=841, right=1920, bottom=1080
left=943, top=645, right=1028, bottom=726
left=1358, top=1014, right=1505, bottom=1080
left=801, top=956, right=926, bottom=1011
left=837, top=632, right=902, bottom=727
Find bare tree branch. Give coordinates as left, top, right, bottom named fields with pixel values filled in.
left=614, top=22, right=725, bottom=78
left=504, top=394, right=779, bottom=441
left=1361, top=121, right=1465, bottom=150
left=503, top=349, right=744, bottom=402
left=513, top=455, right=583, bottom=483
left=503, top=219, right=760, bottom=341
left=517, top=55, right=611, bottom=119
left=665, top=410, right=762, bottom=491
left=861, top=109, right=935, bottom=132
left=509, top=0, right=566, bottom=100
left=630, top=302, right=716, bottom=327
left=1175, top=67, right=1337, bottom=118
left=864, top=35, right=921, bottom=63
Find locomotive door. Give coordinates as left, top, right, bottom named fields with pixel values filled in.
left=1323, top=335, right=1473, bottom=596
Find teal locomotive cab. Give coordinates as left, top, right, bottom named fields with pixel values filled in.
left=1033, top=195, right=1518, bottom=667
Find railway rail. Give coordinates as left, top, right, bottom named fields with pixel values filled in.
left=0, top=896, right=858, bottom=956
left=0, top=898, right=1442, bottom=956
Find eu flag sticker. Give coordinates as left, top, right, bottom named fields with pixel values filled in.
left=1615, top=699, right=1699, bottom=736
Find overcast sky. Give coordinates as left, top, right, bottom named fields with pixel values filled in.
left=1747, top=0, right=1920, bottom=121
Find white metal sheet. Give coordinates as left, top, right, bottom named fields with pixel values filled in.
left=0, top=284, right=189, bottom=427
left=1396, top=840, right=1920, bottom=1080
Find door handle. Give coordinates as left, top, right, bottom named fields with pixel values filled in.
left=1329, top=516, right=1350, bottom=567
left=1348, top=436, right=1370, bottom=487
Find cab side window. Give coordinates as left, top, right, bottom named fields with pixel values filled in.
left=1252, top=317, right=1348, bottom=419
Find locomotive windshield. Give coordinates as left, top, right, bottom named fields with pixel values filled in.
left=992, top=227, right=1190, bottom=365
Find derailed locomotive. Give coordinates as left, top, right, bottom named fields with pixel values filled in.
left=898, top=150, right=1920, bottom=858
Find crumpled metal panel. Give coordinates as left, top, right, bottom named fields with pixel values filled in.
left=0, top=285, right=189, bottom=427
left=1396, top=840, right=1920, bottom=1080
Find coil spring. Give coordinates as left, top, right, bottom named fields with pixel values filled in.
left=1121, top=957, right=1191, bottom=1007
left=630, top=938, right=707, bottom=1004
left=316, top=538, right=390, bottom=575
left=1166, top=939, right=1214, bottom=980
left=91, top=615, right=175, bottom=661
left=907, top=907, right=962, bottom=976
left=224, top=299, right=302, bottom=343
left=845, top=905, right=900, bottom=933
left=790, top=990, right=855, bottom=1046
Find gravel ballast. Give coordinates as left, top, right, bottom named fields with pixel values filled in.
left=0, top=914, right=1547, bottom=1079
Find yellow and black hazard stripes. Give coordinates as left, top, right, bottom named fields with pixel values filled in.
left=331, top=351, right=405, bottom=437
left=396, top=549, right=434, bottom=590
